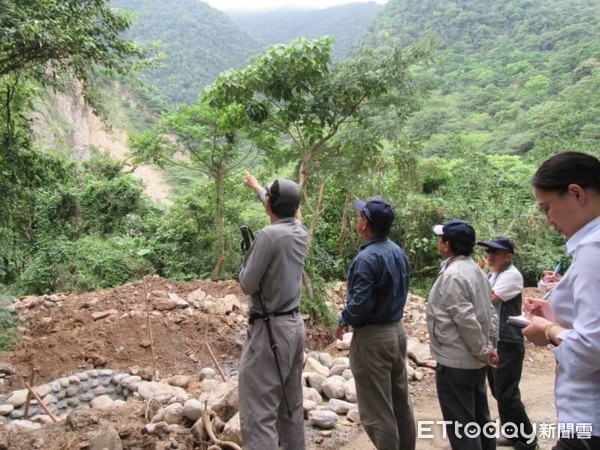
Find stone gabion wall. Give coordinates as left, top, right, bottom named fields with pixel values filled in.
left=0, top=370, right=139, bottom=424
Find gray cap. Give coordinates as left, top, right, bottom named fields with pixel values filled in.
left=265, top=179, right=301, bottom=207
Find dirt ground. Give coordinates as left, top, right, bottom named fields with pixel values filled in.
left=0, top=277, right=558, bottom=449
left=339, top=355, right=557, bottom=449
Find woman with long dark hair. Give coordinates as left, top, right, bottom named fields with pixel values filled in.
left=524, top=151, right=600, bottom=450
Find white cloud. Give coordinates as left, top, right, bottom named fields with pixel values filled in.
left=205, top=0, right=388, bottom=13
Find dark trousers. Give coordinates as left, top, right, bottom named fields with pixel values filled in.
left=436, top=364, right=496, bottom=450
left=488, top=341, right=536, bottom=448
left=552, top=437, right=600, bottom=450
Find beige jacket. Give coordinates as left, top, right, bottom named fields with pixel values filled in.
left=426, top=255, right=497, bottom=369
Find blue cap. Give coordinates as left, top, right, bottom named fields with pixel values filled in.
left=432, top=219, right=476, bottom=245
left=477, top=236, right=515, bottom=253
left=353, top=198, right=394, bottom=230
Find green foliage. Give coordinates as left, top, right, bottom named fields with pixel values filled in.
left=2, top=0, right=597, bottom=334
left=79, top=176, right=143, bottom=235
left=0, top=308, right=19, bottom=351
left=2, top=153, right=162, bottom=294
left=111, top=0, right=262, bottom=105
left=16, top=235, right=153, bottom=294
left=147, top=178, right=249, bottom=281
left=231, top=3, right=385, bottom=61
left=130, top=87, right=276, bottom=279
left=369, top=0, right=600, bottom=156
left=0, top=0, right=148, bottom=114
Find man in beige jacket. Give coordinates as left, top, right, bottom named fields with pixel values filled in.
left=427, top=219, right=498, bottom=450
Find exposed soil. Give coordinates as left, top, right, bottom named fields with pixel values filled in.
left=32, top=90, right=172, bottom=205
left=1, top=277, right=245, bottom=394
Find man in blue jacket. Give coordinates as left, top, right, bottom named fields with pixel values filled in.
left=337, top=198, right=415, bottom=450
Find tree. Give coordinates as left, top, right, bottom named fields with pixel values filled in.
left=206, top=37, right=432, bottom=250
left=0, top=0, right=148, bottom=288
left=0, top=0, right=145, bottom=92
left=131, top=99, right=273, bottom=279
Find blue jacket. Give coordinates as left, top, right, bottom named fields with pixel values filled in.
left=340, top=237, right=410, bottom=327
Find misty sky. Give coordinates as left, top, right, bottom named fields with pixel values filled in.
left=205, top=0, right=388, bottom=13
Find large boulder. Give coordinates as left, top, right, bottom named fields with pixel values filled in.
left=221, top=412, right=242, bottom=446
left=335, top=332, right=353, bottom=350
left=317, top=352, right=333, bottom=368
left=205, top=379, right=239, bottom=422
left=328, top=398, right=353, bottom=415
left=308, top=410, right=338, bottom=429
left=321, top=376, right=346, bottom=400
left=304, top=357, right=329, bottom=378
left=303, top=386, right=323, bottom=404
left=344, top=378, right=357, bottom=403
left=163, top=403, right=184, bottom=425
left=307, top=372, right=327, bottom=393
left=137, top=382, right=189, bottom=404
left=303, top=399, right=318, bottom=419
left=89, top=424, right=122, bottom=450
left=183, top=399, right=205, bottom=422
left=407, top=339, right=434, bottom=366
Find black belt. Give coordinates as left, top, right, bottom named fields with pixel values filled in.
left=249, top=308, right=299, bottom=324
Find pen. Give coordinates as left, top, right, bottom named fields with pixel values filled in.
left=553, top=263, right=562, bottom=276
left=540, top=263, right=563, bottom=301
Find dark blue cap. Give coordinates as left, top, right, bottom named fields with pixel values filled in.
left=432, top=219, right=476, bottom=245
left=353, top=198, right=394, bottom=230
left=477, top=236, right=515, bottom=253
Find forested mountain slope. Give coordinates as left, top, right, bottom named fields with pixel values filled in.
left=111, top=0, right=262, bottom=105
left=368, top=0, right=600, bottom=155
left=231, top=2, right=384, bottom=60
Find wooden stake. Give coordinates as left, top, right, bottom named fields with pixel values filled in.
left=24, top=382, right=59, bottom=422
left=23, top=367, right=35, bottom=419
left=205, top=342, right=227, bottom=382
left=142, top=276, right=158, bottom=381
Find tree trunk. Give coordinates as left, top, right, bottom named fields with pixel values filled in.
left=306, top=181, right=325, bottom=250
left=211, top=166, right=226, bottom=280
left=338, top=191, right=352, bottom=257
left=297, top=152, right=312, bottom=223
left=297, top=152, right=316, bottom=299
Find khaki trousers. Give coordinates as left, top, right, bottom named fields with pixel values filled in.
left=239, top=314, right=305, bottom=450
left=350, top=321, right=416, bottom=450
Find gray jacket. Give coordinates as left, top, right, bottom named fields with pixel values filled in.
left=239, top=218, right=308, bottom=315
left=426, top=255, right=497, bottom=369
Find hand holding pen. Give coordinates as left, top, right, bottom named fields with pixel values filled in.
left=541, top=262, right=563, bottom=291
left=523, top=263, right=562, bottom=321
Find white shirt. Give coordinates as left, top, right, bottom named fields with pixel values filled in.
left=489, top=264, right=524, bottom=337
left=489, top=264, right=523, bottom=302
left=551, top=215, right=600, bottom=435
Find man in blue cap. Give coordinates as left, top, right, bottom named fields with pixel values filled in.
left=478, top=237, right=537, bottom=450
left=337, top=197, right=416, bottom=450
left=427, top=219, right=498, bottom=450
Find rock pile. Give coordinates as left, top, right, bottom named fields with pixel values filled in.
left=8, top=286, right=247, bottom=332
left=0, top=369, right=135, bottom=428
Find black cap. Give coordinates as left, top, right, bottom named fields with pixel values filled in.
left=477, top=236, right=515, bottom=253
left=353, top=198, right=395, bottom=230
left=432, top=219, right=476, bottom=245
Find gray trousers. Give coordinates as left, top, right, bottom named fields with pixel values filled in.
left=350, top=321, right=416, bottom=450
left=239, top=314, right=305, bottom=450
